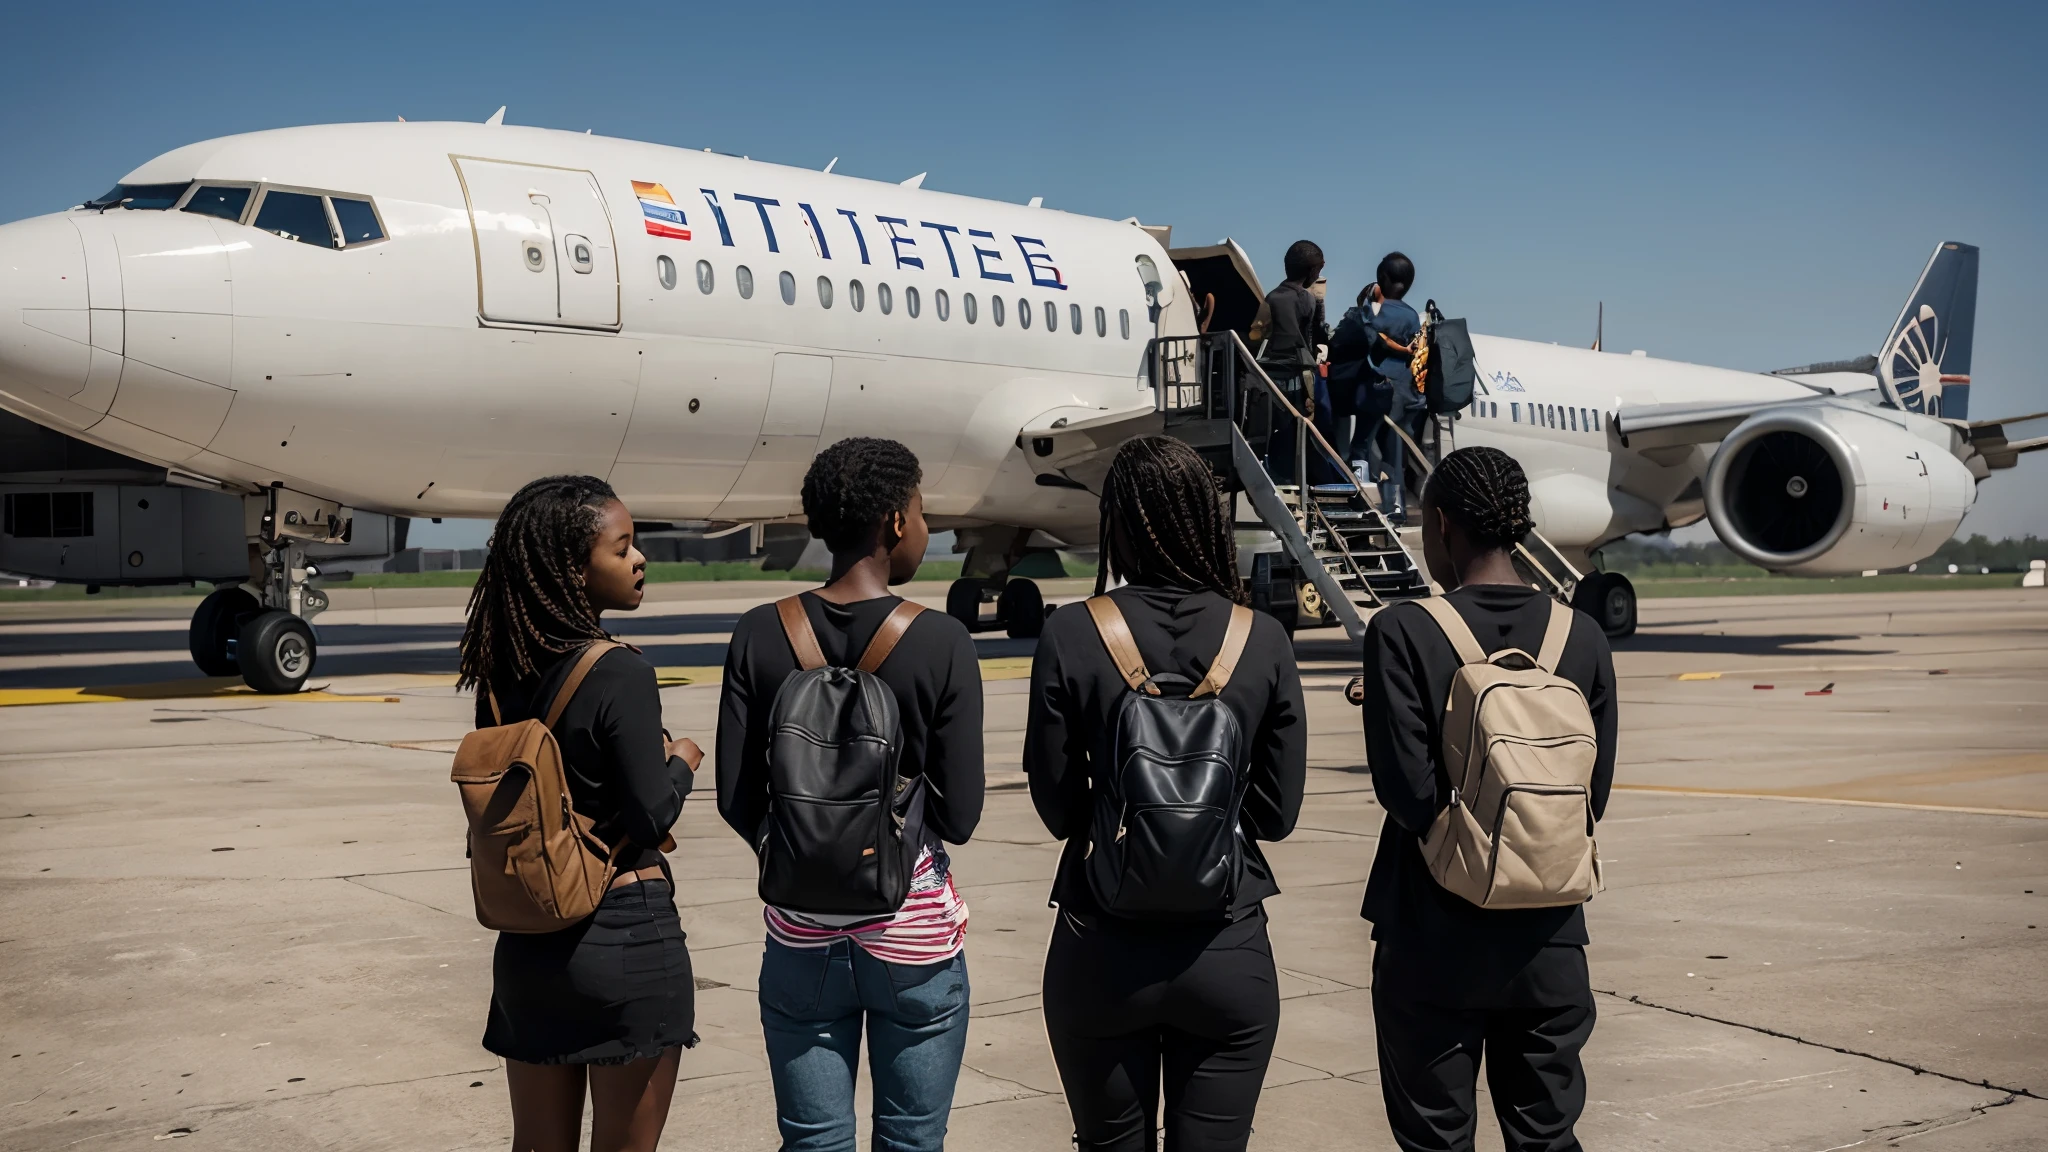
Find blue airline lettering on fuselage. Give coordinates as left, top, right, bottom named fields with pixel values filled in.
left=672, top=186, right=1068, bottom=286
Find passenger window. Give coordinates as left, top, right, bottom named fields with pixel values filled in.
left=1094, top=306, right=1106, bottom=337
left=695, top=260, right=714, bottom=294
left=1119, top=308, right=1130, bottom=339
left=963, top=292, right=977, bottom=324
left=656, top=255, right=677, bottom=290
left=779, top=270, right=796, bottom=305
left=817, top=276, right=833, bottom=309
left=991, top=295, right=1005, bottom=326
left=878, top=283, right=894, bottom=315
left=1592, top=410, right=1602, bottom=431
left=736, top=265, right=755, bottom=299
left=1019, top=298, right=1032, bottom=329
left=906, top=285, right=921, bottom=318
left=1045, top=300, right=1058, bottom=332
left=935, top=289, right=950, bottom=321
left=253, top=191, right=335, bottom=248
left=1570, top=408, right=1578, bottom=432
left=182, top=186, right=250, bottom=223
left=850, top=279, right=865, bottom=312
left=330, top=197, right=383, bottom=245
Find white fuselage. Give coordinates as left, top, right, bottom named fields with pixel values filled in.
left=0, top=121, right=1949, bottom=558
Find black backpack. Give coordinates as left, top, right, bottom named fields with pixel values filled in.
left=1083, top=595, right=1257, bottom=920
left=1423, top=305, right=1476, bottom=415
left=756, top=597, right=925, bottom=916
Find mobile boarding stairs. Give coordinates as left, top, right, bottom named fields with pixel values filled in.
left=1147, top=331, right=1587, bottom=639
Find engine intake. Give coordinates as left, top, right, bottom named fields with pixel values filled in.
left=1705, top=405, right=1973, bottom=575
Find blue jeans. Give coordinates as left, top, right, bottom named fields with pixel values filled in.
left=759, top=938, right=971, bottom=1152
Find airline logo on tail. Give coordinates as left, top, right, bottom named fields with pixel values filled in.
left=1878, top=242, right=1977, bottom=419
left=632, top=181, right=691, bottom=241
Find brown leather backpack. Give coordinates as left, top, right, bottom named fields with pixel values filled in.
left=452, top=641, right=627, bottom=933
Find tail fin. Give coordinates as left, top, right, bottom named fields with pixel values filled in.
left=1877, top=241, right=1978, bottom=418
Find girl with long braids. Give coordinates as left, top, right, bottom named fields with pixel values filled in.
left=1024, top=435, right=1306, bottom=1152
left=1357, top=446, right=1616, bottom=1151
left=458, top=475, right=702, bottom=1152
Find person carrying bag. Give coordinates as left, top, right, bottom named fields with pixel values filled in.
left=1026, top=435, right=1306, bottom=1152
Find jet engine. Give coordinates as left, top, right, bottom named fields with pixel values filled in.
left=1704, top=404, right=1974, bottom=575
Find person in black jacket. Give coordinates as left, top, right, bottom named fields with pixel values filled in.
left=1026, top=435, right=1307, bottom=1152
left=1259, top=240, right=1331, bottom=482
left=716, top=437, right=984, bottom=1152
left=458, top=475, right=703, bottom=1152
left=1358, top=447, right=1617, bottom=1152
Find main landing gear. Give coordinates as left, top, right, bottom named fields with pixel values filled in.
left=187, top=487, right=346, bottom=693
left=1571, top=571, right=1638, bottom=639
left=946, top=577, right=1049, bottom=639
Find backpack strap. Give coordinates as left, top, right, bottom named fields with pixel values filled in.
left=543, top=641, right=623, bottom=730
left=1534, top=598, right=1574, bottom=673
left=777, top=596, right=828, bottom=671
left=855, top=601, right=926, bottom=674
left=1190, top=604, right=1256, bottom=698
left=485, top=690, right=503, bottom=726
left=1414, top=597, right=1488, bottom=666
left=1085, top=595, right=1159, bottom=697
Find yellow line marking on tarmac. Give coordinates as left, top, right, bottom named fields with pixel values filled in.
left=0, top=679, right=400, bottom=707
left=1676, top=672, right=1723, bottom=681
left=1613, top=783, right=2048, bottom=819
left=7, top=656, right=1040, bottom=705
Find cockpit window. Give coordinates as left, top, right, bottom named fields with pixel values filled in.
left=182, top=186, right=251, bottom=223
left=329, top=197, right=384, bottom=246
left=86, top=183, right=191, bottom=211
left=253, top=191, right=336, bottom=248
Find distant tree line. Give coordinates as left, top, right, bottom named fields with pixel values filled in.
left=1599, top=533, right=2046, bottom=574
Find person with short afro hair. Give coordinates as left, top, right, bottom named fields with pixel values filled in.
left=716, top=436, right=985, bottom=1152
left=800, top=436, right=923, bottom=555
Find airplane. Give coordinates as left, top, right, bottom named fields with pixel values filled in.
left=1, top=116, right=2040, bottom=693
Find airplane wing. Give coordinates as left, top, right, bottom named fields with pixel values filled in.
left=1960, top=409, right=2048, bottom=470
left=1610, top=398, right=1812, bottom=449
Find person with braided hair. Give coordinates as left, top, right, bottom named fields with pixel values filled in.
left=459, top=475, right=704, bottom=1152
left=1025, top=435, right=1306, bottom=1152
left=1357, top=446, right=1617, bottom=1152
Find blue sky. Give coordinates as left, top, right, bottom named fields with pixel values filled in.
left=4, top=1, right=2041, bottom=543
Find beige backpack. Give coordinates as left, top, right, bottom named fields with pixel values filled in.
left=452, top=641, right=628, bottom=933
left=1413, top=597, right=1602, bottom=909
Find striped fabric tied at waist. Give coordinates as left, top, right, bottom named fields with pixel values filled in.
left=763, top=846, right=969, bottom=965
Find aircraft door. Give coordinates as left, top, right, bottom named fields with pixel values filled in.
left=713, top=353, right=833, bottom=520
left=454, top=159, right=620, bottom=330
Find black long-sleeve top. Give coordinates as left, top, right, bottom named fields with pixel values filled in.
left=1024, top=585, right=1307, bottom=917
left=1360, top=585, right=1618, bottom=997
left=474, top=646, right=694, bottom=872
left=1260, top=280, right=1330, bottom=373
left=716, top=593, right=985, bottom=855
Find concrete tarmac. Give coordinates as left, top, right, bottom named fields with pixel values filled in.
left=1, top=586, right=2044, bottom=1150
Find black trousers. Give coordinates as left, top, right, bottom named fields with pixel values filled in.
left=1371, top=943, right=1595, bottom=1152
left=1042, top=905, right=1280, bottom=1152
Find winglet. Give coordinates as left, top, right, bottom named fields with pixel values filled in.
left=484, top=106, right=506, bottom=126
left=900, top=172, right=926, bottom=188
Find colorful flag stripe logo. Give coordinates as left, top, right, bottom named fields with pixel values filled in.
left=632, top=180, right=690, bottom=241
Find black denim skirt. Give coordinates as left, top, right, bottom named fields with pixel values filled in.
left=483, top=878, right=699, bottom=1065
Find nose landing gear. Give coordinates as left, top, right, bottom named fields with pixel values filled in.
left=945, top=577, right=1050, bottom=639
left=187, top=486, right=348, bottom=693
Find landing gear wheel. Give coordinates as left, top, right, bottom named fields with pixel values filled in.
left=190, top=586, right=258, bottom=677
left=999, top=578, right=1044, bottom=639
left=1573, top=572, right=1637, bottom=640
left=238, top=610, right=316, bottom=694
left=945, top=578, right=984, bottom=631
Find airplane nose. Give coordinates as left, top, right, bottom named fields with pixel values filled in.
left=0, top=213, right=100, bottom=427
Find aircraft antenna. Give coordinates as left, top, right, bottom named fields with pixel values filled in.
left=1027, top=196, right=1043, bottom=208
left=823, top=157, right=838, bottom=174
left=1592, top=301, right=1603, bottom=351
left=484, top=106, right=506, bottom=126
left=900, top=172, right=927, bottom=188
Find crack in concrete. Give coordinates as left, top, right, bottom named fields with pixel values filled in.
left=1594, top=987, right=2039, bottom=1099
left=1808, top=1093, right=2021, bottom=1150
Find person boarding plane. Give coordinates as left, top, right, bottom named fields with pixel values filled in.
left=0, top=114, right=2039, bottom=691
